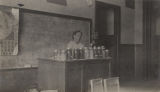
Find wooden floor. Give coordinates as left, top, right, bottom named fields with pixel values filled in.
left=120, top=80, right=160, bottom=92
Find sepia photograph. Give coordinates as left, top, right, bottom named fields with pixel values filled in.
left=0, top=0, right=160, bottom=92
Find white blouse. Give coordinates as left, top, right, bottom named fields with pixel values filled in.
left=67, top=41, right=84, bottom=49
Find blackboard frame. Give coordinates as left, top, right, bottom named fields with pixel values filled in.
left=19, top=8, right=92, bottom=44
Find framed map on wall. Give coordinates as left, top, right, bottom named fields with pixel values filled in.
left=0, top=6, right=19, bottom=55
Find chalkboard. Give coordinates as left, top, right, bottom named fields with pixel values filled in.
left=19, top=9, right=91, bottom=59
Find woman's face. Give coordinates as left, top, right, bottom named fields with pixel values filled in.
left=73, top=32, right=82, bottom=43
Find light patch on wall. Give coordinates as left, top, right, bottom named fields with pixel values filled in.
left=47, top=0, right=67, bottom=6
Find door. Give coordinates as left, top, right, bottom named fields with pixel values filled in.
left=144, top=0, right=160, bottom=80
left=95, top=1, right=121, bottom=76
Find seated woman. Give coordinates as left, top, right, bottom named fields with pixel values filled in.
left=67, top=30, right=84, bottom=49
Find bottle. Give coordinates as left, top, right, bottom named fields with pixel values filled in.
left=57, top=49, right=61, bottom=61
left=78, top=48, right=81, bottom=59
left=105, top=49, right=109, bottom=58
left=93, top=46, right=97, bottom=59
left=66, top=48, right=71, bottom=60
left=90, top=43, right=93, bottom=48
left=97, top=46, right=101, bottom=58
left=54, top=49, right=58, bottom=60
left=61, top=50, right=66, bottom=61
left=74, top=48, right=78, bottom=59
left=84, top=47, right=89, bottom=59
left=82, top=48, right=85, bottom=59
left=101, top=46, right=106, bottom=59
left=79, top=48, right=85, bottom=59
left=89, top=47, right=94, bottom=59
left=71, top=49, right=75, bottom=60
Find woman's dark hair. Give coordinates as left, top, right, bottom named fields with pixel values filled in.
left=72, top=30, right=83, bottom=40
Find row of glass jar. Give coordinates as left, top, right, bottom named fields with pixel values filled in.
left=51, top=46, right=109, bottom=61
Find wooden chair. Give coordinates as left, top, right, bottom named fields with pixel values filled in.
left=89, top=78, right=104, bottom=92
left=103, top=77, right=120, bottom=92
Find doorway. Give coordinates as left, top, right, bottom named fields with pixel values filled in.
left=95, top=1, right=121, bottom=77
left=144, top=0, right=160, bottom=80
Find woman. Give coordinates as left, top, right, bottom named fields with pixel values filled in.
left=67, top=30, right=84, bottom=49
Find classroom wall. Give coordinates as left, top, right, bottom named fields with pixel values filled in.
left=0, top=0, right=144, bottom=80
left=0, top=0, right=94, bottom=18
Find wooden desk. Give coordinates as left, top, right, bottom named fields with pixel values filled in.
left=38, top=58, right=111, bottom=92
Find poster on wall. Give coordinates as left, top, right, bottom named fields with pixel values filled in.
left=0, top=6, right=19, bottom=55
